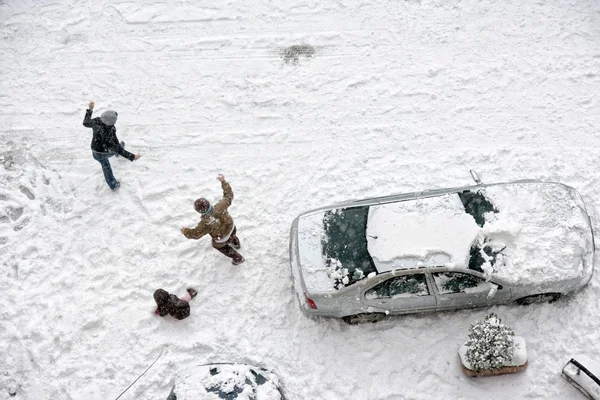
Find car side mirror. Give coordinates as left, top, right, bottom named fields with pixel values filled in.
left=487, top=284, right=498, bottom=299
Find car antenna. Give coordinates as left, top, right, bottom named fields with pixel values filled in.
left=114, top=347, right=164, bottom=400
left=470, top=170, right=483, bottom=185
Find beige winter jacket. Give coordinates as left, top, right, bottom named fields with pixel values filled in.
left=182, top=181, right=235, bottom=242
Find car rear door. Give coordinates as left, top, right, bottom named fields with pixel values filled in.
left=361, top=272, right=437, bottom=314
left=432, top=271, right=511, bottom=311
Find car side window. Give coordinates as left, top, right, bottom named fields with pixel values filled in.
left=433, top=272, right=491, bottom=294
left=365, top=274, right=429, bottom=299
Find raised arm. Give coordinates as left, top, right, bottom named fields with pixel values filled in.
left=83, top=101, right=94, bottom=127
left=213, top=174, right=233, bottom=213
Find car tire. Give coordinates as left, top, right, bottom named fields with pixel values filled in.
left=515, top=293, right=561, bottom=305
left=342, top=313, right=387, bottom=325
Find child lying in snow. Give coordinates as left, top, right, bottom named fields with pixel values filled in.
left=154, top=288, right=197, bottom=320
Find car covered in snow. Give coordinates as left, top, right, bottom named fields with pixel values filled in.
left=289, top=177, right=595, bottom=324
left=166, top=363, right=285, bottom=400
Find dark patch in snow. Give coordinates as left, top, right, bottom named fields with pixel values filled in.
left=0, top=151, right=16, bottom=170
left=280, top=44, right=315, bottom=65
left=7, top=381, right=18, bottom=397
left=6, top=206, right=23, bottom=221
left=13, top=217, right=29, bottom=231
left=19, top=185, right=34, bottom=200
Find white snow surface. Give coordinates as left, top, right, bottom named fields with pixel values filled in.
left=1, top=0, right=600, bottom=399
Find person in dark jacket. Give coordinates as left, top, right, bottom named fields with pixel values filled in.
left=154, top=288, right=198, bottom=320
left=82, top=101, right=141, bottom=191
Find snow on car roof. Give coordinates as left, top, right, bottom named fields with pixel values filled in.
left=296, top=182, right=593, bottom=293
left=366, top=193, right=479, bottom=272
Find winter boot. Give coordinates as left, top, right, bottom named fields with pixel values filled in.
left=230, top=236, right=241, bottom=250
left=187, top=288, right=198, bottom=299
left=232, top=256, right=245, bottom=266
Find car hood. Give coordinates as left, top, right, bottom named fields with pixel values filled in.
left=481, top=183, right=593, bottom=286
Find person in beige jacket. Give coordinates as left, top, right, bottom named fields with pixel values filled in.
left=180, top=174, right=244, bottom=265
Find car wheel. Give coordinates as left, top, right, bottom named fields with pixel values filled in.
left=342, top=313, right=387, bottom=325
left=516, top=293, right=561, bottom=305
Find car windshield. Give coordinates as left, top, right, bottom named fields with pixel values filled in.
left=458, top=190, right=498, bottom=227
left=322, top=206, right=377, bottom=289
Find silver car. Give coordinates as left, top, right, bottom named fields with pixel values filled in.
left=289, top=176, right=595, bottom=324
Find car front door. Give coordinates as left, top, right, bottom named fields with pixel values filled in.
left=432, top=271, right=511, bottom=311
left=361, top=273, right=437, bottom=314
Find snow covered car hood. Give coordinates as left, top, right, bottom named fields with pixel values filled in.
left=293, top=181, right=594, bottom=294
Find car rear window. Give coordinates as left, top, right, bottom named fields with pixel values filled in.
left=322, top=206, right=377, bottom=288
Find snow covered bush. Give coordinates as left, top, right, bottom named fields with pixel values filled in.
left=465, top=313, right=518, bottom=371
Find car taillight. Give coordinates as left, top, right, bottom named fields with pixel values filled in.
left=304, top=293, right=317, bottom=309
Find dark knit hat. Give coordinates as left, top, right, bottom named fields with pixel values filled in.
left=100, top=110, right=118, bottom=126
left=194, top=198, right=212, bottom=215
left=153, top=289, right=170, bottom=306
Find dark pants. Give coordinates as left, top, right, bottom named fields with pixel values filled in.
left=212, top=226, right=242, bottom=262
left=92, top=151, right=118, bottom=190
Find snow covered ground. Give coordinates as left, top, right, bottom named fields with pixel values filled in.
left=1, top=0, right=599, bottom=398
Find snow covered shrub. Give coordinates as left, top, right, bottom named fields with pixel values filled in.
left=465, top=313, right=517, bottom=371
